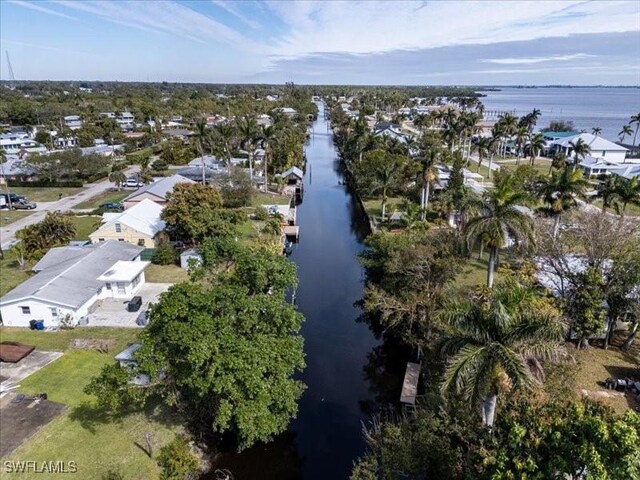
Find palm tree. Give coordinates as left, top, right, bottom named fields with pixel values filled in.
left=259, top=125, right=279, bottom=192
left=441, top=294, right=564, bottom=428
left=538, top=166, right=589, bottom=238
left=464, top=174, right=535, bottom=287
left=549, top=152, right=567, bottom=175
left=475, top=136, right=490, bottom=173
left=194, top=118, right=209, bottom=184
left=594, top=176, right=620, bottom=213
left=416, top=140, right=441, bottom=219
left=614, top=176, right=640, bottom=216
left=618, top=124, right=633, bottom=144
left=212, top=123, right=236, bottom=168
left=108, top=170, right=127, bottom=191
left=237, top=117, right=260, bottom=183
left=568, top=137, right=591, bottom=170
left=528, top=133, right=545, bottom=167
left=591, top=127, right=602, bottom=136
left=630, top=112, right=640, bottom=146
left=514, top=126, right=529, bottom=166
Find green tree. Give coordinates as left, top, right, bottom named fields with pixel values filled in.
left=16, top=212, right=76, bottom=259
left=630, top=112, right=640, bottom=146
left=538, top=165, right=589, bottom=238
left=220, top=168, right=254, bottom=208
left=568, top=137, right=591, bottom=170
left=441, top=285, right=564, bottom=428
left=619, top=124, right=633, bottom=143
left=161, top=183, right=223, bottom=242
left=567, top=266, right=606, bottom=349
left=464, top=174, right=534, bottom=287
left=528, top=132, right=545, bottom=166
left=614, top=176, right=640, bottom=216
left=156, top=435, right=199, bottom=480
left=108, top=170, right=127, bottom=191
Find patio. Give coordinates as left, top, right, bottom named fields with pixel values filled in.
left=83, top=283, right=172, bottom=328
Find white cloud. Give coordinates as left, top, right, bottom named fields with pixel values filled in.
left=211, top=0, right=261, bottom=30
left=53, top=0, right=259, bottom=49
left=483, top=53, right=597, bottom=65
left=262, top=1, right=640, bottom=57
left=7, top=0, right=77, bottom=20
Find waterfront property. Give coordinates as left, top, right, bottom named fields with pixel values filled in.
left=549, top=132, right=629, bottom=163
left=0, top=241, right=147, bottom=328
left=89, top=198, right=168, bottom=248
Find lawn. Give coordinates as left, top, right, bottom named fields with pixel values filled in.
left=145, top=264, right=189, bottom=283
left=0, top=210, right=33, bottom=226
left=0, top=249, right=32, bottom=297
left=73, top=189, right=130, bottom=210
left=0, top=327, right=183, bottom=479
left=67, top=215, right=102, bottom=241
left=590, top=199, right=640, bottom=216
left=454, top=255, right=488, bottom=292
left=501, top=161, right=553, bottom=177
left=10, top=186, right=85, bottom=202
left=251, top=191, right=292, bottom=206
left=362, top=196, right=403, bottom=222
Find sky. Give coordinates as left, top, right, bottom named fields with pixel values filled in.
left=0, top=0, right=639, bottom=85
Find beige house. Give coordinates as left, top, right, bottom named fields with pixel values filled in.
left=122, top=174, right=195, bottom=209
left=90, top=199, right=168, bottom=248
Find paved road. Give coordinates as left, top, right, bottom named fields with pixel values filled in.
left=1, top=166, right=139, bottom=250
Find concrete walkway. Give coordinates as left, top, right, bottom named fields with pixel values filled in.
left=1, top=166, right=139, bottom=250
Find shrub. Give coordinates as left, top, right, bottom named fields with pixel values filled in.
left=102, top=470, right=124, bottom=480
left=7, top=180, right=83, bottom=188
left=152, top=159, right=168, bottom=171
left=254, top=206, right=269, bottom=221
left=152, top=243, right=178, bottom=265
left=157, top=435, right=199, bottom=480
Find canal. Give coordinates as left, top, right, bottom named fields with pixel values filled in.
left=214, top=102, right=386, bottom=479
left=286, top=102, right=380, bottom=478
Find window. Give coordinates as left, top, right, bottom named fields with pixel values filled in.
left=115, top=223, right=122, bottom=232
left=117, top=282, right=126, bottom=294
left=50, top=307, right=58, bottom=318
left=132, top=274, right=140, bottom=288
left=20, top=306, right=31, bottom=314
left=138, top=239, right=146, bottom=246
left=118, top=238, right=124, bottom=242
left=98, top=238, right=105, bottom=242
left=106, top=282, right=112, bottom=290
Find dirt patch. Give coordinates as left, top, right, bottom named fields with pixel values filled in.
left=0, top=392, right=66, bottom=458
left=70, top=338, right=116, bottom=352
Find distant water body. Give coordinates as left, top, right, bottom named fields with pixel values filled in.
left=478, top=87, right=640, bottom=141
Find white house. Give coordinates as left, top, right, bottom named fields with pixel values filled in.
left=101, top=112, right=135, bottom=130
left=373, top=124, right=408, bottom=144
left=0, top=133, right=47, bottom=154
left=64, top=115, right=83, bottom=130
left=275, top=107, right=297, bottom=118
left=551, top=133, right=629, bottom=163
left=54, top=136, right=78, bottom=149
left=0, top=241, right=147, bottom=328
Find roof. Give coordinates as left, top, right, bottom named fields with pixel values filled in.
left=1, top=241, right=143, bottom=308
left=553, top=133, right=628, bottom=152
left=280, top=166, right=303, bottom=179
left=115, top=343, right=142, bottom=362
left=611, top=164, right=640, bottom=180
left=96, top=198, right=165, bottom=237
left=123, top=174, right=195, bottom=202
left=0, top=342, right=35, bottom=363
left=97, top=260, right=149, bottom=282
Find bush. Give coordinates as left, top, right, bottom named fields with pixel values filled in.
left=254, top=206, right=269, bottom=221
left=102, top=470, right=124, bottom=480
left=152, top=243, right=178, bottom=265
left=7, top=180, right=83, bottom=188
left=85, top=171, right=109, bottom=183
left=152, top=159, right=168, bottom=171
left=157, top=435, right=199, bottom=480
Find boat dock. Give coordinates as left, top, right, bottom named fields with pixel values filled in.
left=400, top=362, right=421, bottom=405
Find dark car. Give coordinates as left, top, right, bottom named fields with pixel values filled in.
left=12, top=200, right=37, bottom=210
left=127, top=296, right=142, bottom=312
left=99, top=202, right=124, bottom=211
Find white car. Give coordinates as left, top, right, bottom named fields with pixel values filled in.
left=126, top=178, right=143, bottom=188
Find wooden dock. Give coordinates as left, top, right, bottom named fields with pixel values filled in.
left=400, top=362, right=421, bottom=405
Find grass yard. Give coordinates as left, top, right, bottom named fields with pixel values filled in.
left=589, top=198, right=640, bottom=216
left=454, top=255, right=488, bottom=292
left=251, top=191, right=292, bottom=206
left=0, top=249, right=32, bottom=297
left=10, top=186, right=85, bottom=202
left=362, top=196, right=403, bottom=222
left=501, top=160, right=553, bottom=177
left=73, top=189, right=130, bottom=210
left=67, top=215, right=102, bottom=241
left=0, top=210, right=33, bottom=226
left=145, top=263, right=190, bottom=283
left=0, top=327, right=183, bottom=479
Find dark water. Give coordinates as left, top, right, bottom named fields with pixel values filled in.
left=479, top=87, right=640, bottom=140
left=213, top=103, right=384, bottom=479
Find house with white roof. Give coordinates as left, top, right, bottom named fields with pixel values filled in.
left=0, top=133, right=47, bottom=155
left=551, top=133, right=629, bottom=163
left=64, top=115, right=83, bottom=130
left=0, top=241, right=146, bottom=328
left=275, top=107, right=297, bottom=118
left=373, top=124, right=408, bottom=144
left=89, top=199, right=168, bottom=248
left=122, top=174, right=195, bottom=209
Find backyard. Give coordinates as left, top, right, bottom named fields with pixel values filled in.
left=67, top=215, right=102, bottom=241
left=0, top=210, right=33, bottom=227
left=0, top=327, right=183, bottom=479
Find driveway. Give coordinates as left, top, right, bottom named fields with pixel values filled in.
left=0, top=166, right=139, bottom=250
left=83, top=283, right=172, bottom=328
left=0, top=351, right=63, bottom=387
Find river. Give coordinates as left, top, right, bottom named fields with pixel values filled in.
left=213, top=102, right=386, bottom=479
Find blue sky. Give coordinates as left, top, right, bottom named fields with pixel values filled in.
left=1, top=0, right=639, bottom=85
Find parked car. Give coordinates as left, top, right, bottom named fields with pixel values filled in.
left=99, top=202, right=124, bottom=211
left=12, top=200, right=37, bottom=210
left=0, top=193, right=27, bottom=205
left=125, top=178, right=143, bottom=188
